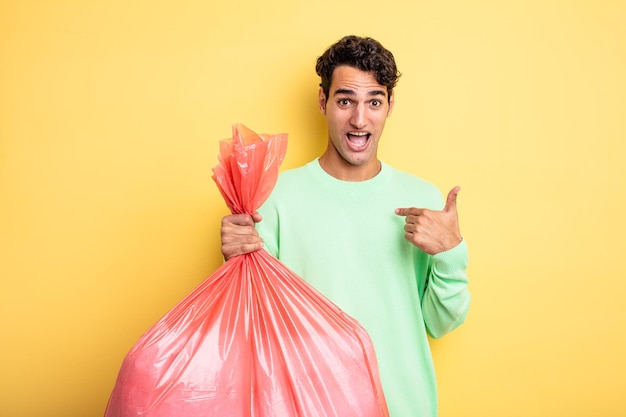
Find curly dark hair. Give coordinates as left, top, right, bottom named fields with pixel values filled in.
left=315, top=35, right=401, bottom=102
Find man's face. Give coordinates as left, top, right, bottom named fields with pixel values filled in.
left=319, top=65, right=394, bottom=176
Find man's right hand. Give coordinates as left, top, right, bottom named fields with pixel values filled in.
left=221, top=213, right=264, bottom=261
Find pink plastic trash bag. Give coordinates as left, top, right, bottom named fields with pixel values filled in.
left=104, top=124, right=389, bottom=417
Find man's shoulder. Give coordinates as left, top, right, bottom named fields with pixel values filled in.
left=385, top=163, right=439, bottom=190
left=278, top=164, right=310, bottom=178
left=261, top=161, right=317, bottom=211
left=275, top=160, right=317, bottom=185
left=383, top=163, right=445, bottom=207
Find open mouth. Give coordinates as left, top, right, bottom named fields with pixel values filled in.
left=346, top=132, right=371, bottom=150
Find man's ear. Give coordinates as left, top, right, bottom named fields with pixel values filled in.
left=318, top=87, right=327, bottom=114
left=387, top=91, right=395, bottom=117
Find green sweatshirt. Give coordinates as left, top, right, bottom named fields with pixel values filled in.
left=256, top=159, right=470, bottom=417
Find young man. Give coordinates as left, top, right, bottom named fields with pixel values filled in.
left=221, top=35, right=470, bottom=417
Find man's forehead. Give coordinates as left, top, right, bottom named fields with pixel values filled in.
left=329, top=67, right=388, bottom=97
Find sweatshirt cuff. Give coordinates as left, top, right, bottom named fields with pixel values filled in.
left=432, top=238, right=469, bottom=273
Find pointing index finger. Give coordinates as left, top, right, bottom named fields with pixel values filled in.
left=395, top=207, right=425, bottom=217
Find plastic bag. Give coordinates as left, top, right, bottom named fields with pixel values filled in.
left=104, top=124, right=389, bottom=417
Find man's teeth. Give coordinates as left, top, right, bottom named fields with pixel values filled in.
left=348, top=132, right=368, bottom=140
left=347, top=132, right=369, bottom=146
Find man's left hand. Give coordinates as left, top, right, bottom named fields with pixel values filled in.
left=395, top=186, right=463, bottom=255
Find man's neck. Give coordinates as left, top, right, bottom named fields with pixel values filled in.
left=318, top=152, right=381, bottom=182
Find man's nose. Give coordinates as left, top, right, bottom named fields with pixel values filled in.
left=350, top=104, right=366, bottom=128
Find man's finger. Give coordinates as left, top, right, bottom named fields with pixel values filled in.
left=223, top=213, right=262, bottom=227
left=395, top=207, right=425, bottom=217
left=443, top=186, right=461, bottom=213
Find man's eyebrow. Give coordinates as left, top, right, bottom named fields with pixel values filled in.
left=332, top=88, right=387, bottom=97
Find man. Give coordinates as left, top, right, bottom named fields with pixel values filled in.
left=221, top=35, right=470, bottom=417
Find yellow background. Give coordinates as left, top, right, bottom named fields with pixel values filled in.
left=1, top=1, right=625, bottom=416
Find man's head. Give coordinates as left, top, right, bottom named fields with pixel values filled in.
left=315, top=36, right=400, bottom=181
left=315, top=35, right=400, bottom=103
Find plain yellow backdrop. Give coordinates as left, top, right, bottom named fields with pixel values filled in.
left=1, top=1, right=625, bottom=416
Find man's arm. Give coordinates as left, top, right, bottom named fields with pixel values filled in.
left=395, top=186, right=470, bottom=337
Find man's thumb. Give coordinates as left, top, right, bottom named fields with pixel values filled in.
left=444, top=186, right=461, bottom=212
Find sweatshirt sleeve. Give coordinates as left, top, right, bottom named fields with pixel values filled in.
left=421, top=238, right=471, bottom=339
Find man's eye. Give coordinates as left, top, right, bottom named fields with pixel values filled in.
left=338, top=99, right=351, bottom=106
left=371, top=100, right=382, bottom=107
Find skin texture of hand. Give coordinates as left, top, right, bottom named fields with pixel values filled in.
left=221, top=213, right=264, bottom=260
left=395, top=186, right=463, bottom=255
